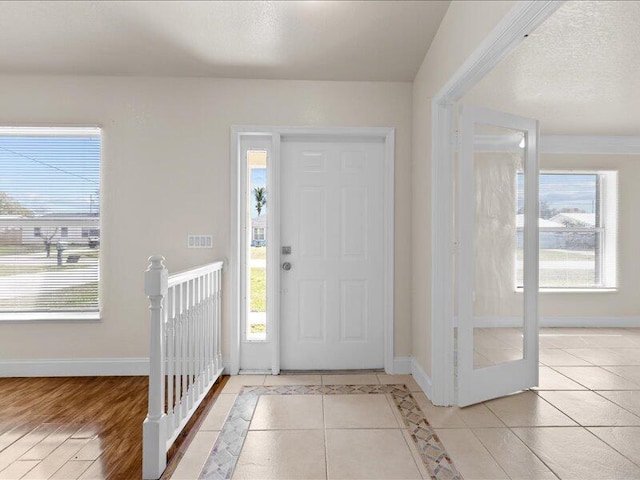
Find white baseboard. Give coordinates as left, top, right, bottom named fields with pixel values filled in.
left=475, top=316, right=640, bottom=328
left=222, top=359, right=231, bottom=375
left=410, top=358, right=433, bottom=400
left=392, top=356, right=412, bottom=374
left=0, top=358, right=149, bottom=377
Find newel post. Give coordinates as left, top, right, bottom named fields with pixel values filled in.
left=143, top=255, right=168, bottom=479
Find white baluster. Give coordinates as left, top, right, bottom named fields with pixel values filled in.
left=166, top=286, right=175, bottom=430
left=174, top=283, right=182, bottom=430
left=196, top=275, right=203, bottom=396
left=181, top=281, right=188, bottom=420
left=205, top=272, right=211, bottom=382
left=143, top=255, right=168, bottom=480
left=217, top=269, right=222, bottom=371
left=209, top=271, right=214, bottom=378
left=188, top=278, right=195, bottom=409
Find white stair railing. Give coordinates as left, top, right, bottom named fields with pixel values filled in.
left=143, top=256, right=224, bottom=479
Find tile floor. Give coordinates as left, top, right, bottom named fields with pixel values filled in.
left=172, top=328, right=640, bottom=480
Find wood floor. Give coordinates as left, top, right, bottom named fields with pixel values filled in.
left=0, top=376, right=227, bottom=479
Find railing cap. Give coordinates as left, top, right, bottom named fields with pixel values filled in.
left=145, top=255, right=168, bottom=297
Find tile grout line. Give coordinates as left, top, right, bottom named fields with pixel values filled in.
left=505, top=426, right=561, bottom=480
left=321, top=393, right=329, bottom=480
left=582, top=425, right=640, bottom=470
left=198, top=384, right=463, bottom=480
left=484, top=392, right=565, bottom=480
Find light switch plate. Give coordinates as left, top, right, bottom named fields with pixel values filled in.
left=187, top=234, right=213, bottom=248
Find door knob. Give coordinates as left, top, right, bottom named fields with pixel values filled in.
left=282, top=262, right=292, bottom=271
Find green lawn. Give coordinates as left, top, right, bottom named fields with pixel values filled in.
left=250, top=267, right=266, bottom=312
left=0, top=262, right=95, bottom=277
left=516, top=249, right=595, bottom=262
left=517, top=269, right=596, bottom=288
left=0, top=245, right=42, bottom=256
left=0, top=282, right=98, bottom=311
left=251, top=247, right=266, bottom=260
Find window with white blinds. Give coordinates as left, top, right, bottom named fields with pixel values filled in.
left=516, top=171, right=618, bottom=290
left=0, top=127, right=101, bottom=317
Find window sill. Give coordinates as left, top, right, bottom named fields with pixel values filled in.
left=514, top=288, right=618, bottom=294
left=0, top=311, right=101, bottom=323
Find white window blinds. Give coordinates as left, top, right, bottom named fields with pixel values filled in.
left=0, top=127, right=101, bottom=315
left=516, top=171, right=618, bottom=289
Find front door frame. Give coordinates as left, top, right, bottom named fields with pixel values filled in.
left=230, top=126, right=395, bottom=375
left=429, top=0, right=564, bottom=406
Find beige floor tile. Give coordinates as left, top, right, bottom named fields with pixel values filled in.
left=222, top=375, right=265, bottom=393
left=377, top=374, right=422, bottom=391
left=513, top=427, right=640, bottom=479
left=49, top=460, right=93, bottom=480
left=263, top=375, right=322, bottom=386
left=604, top=366, right=640, bottom=385
left=413, top=393, right=466, bottom=428
left=473, top=351, right=495, bottom=368
left=200, top=394, right=237, bottom=431
left=578, top=333, right=640, bottom=348
left=472, top=428, right=556, bottom=480
left=484, top=391, right=576, bottom=427
left=170, top=430, right=219, bottom=480
left=598, top=390, right=640, bottom=417
left=324, top=394, right=399, bottom=429
left=474, top=348, right=523, bottom=365
left=553, top=366, right=640, bottom=390
left=533, top=367, right=587, bottom=390
left=539, top=348, right=592, bottom=366
left=322, top=374, right=379, bottom=385
left=0, top=461, right=38, bottom=480
left=435, top=428, right=508, bottom=480
left=400, top=429, right=430, bottom=479
left=413, top=393, right=503, bottom=428
left=564, top=348, right=640, bottom=366
left=473, top=332, right=514, bottom=350
left=250, top=395, right=323, bottom=430
left=588, top=427, right=640, bottom=466
left=539, top=334, right=590, bottom=349
left=233, top=430, right=326, bottom=480
left=538, top=391, right=640, bottom=426
left=326, top=429, right=421, bottom=480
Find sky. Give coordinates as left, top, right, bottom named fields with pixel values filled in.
left=0, top=135, right=101, bottom=216
left=517, top=173, right=597, bottom=214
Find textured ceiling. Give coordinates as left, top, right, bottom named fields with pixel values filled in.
left=0, top=0, right=450, bottom=81
left=463, top=1, right=640, bottom=135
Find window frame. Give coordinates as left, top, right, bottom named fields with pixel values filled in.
left=0, top=126, right=102, bottom=322
left=515, top=170, right=618, bottom=292
left=253, top=227, right=265, bottom=242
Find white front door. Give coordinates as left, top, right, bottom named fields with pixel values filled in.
left=280, top=137, right=385, bottom=370
left=457, top=107, right=540, bottom=406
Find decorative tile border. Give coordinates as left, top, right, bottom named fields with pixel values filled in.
left=199, top=384, right=462, bottom=480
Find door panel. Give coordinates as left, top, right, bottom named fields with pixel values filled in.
left=280, top=138, right=384, bottom=370
left=457, top=107, right=539, bottom=406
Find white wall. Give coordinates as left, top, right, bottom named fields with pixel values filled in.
left=471, top=152, right=640, bottom=320
left=0, top=76, right=413, bottom=363
left=411, top=1, right=517, bottom=375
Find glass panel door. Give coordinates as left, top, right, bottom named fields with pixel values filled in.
left=457, top=106, right=539, bottom=407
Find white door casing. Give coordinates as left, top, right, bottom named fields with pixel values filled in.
left=230, top=126, right=395, bottom=375
left=457, top=106, right=539, bottom=406
left=280, top=137, right=385, bottom=370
